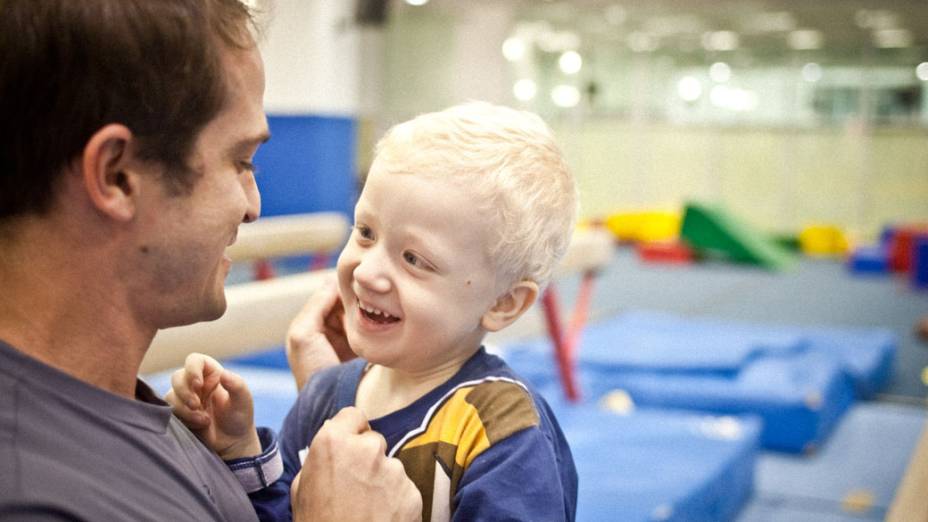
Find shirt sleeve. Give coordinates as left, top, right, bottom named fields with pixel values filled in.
left=451, top=426, right=575, bottom=522
left=224, top=427, right=283, bottom=493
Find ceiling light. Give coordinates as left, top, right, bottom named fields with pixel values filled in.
left=801, top=63, right=822, bottom=82
left=677, top=76, right=702, bottom=102
left=856, top=9, right=899, bottom=30
left=917, top=63, right=928, bottom=82
left=551, top=85, right=581, bottom=108
left=502, top=37, right=526, bottom=62
left=787, top=29, right=823, bottom=50
left=702, top=31, right=739, bottom=51
left=873, top=29, right=912, bottom=48
left=513, top=79, right=538, bottom=101
left=559, top=51, right=583, bottom=75
left=709, top=62, right=731, bottom=83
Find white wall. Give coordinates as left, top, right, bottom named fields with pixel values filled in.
left=259, top=0, right=361, bottom=115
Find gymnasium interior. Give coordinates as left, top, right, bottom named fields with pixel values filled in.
left=143, top=0, right=928, bottom=520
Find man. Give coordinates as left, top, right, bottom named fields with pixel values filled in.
left=0, top=0, right=420, bottom=520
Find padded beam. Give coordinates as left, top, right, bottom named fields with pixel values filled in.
left=887, top=422, right=928, bottom=521
left=141, top=270, right=333, bottom=373
left=554, top=228, right=614, bottom=277
left=140, top=228, right=615, bottom=374
left=225, top=212, right=350, bottom=262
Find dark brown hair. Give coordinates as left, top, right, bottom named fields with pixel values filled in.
left=0, top=0, right=256, bottom=219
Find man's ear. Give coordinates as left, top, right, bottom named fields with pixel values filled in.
left=79, top=124, right=139, bottom=221
left=481, top=280, right=539, bottom=332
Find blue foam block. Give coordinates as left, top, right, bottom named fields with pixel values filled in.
left=577, top=311, right=805, bottom=375
left=574, top=311, right=895, bottom=400
left=914, top=238, right=928, bottom=289
left=848, top=245, right=889, bottom=275
left=539, top=400, right=761, bottom=522
left=509, top=347, right=853, bottom=453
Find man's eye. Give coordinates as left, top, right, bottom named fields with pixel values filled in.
left=238, top=161, right=257, bottom=175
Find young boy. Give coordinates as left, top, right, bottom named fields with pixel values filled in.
left=171, top=101, right=579, bottom=521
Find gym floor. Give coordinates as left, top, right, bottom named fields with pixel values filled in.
left=489, top=245, right=928, bottom=521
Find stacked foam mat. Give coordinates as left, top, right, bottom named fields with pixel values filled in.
left=504, top=311, right=896, bottom=454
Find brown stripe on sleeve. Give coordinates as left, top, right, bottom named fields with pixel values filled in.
left=464, top=380, right=540, bottom=444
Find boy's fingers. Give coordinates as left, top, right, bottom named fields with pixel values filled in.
left=218, top=369, right=253, bottom=414
left=164, top=390, right=211, bottom=429
left=170, top=368, right=200, bottom=409
left=185, top=353, right=223, bottom=396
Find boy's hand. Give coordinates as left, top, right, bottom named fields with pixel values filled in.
left=286, top=278, right=356, bottom=391
left=164, top=353, right=261, bottom=460
left=290, top=407, right=422, bottom=522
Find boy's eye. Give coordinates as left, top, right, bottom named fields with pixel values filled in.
left=355, top=225, right=374, bottom=240
left=403, top=251, right=422, bottom=268
left=402, top=251, right=435, bottom=272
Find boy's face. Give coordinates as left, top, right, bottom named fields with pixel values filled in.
left=336, top=161, right=501, bottom=374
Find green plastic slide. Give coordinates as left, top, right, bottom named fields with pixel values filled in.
left=680, top=202, right=796, bottom=270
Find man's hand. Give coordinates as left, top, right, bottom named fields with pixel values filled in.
left=290, top=407, right=422, bottom=522
left=164, top=353, right=261, bottom=460
left=286, top=278, right=356, bottom=391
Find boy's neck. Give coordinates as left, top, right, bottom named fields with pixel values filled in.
left=355, top=349, right=479, bottom=420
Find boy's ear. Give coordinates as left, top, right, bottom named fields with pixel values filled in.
left=482, top=280, right=539, bottom=332
left=78, top=123, right=140, bottom=222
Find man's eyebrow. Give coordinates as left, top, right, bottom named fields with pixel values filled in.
left=230, top=131, right=271, bottom=153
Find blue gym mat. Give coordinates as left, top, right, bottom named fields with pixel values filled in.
left=502, top=310, right=898, bottom=453
left=548, top=401, right=761, bottom=522
left=576, top=311, right=895, bottom=398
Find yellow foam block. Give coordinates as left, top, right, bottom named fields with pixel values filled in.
left=799, top=224, right=850, bottom=257
left=605, top=211, right=681, bottom=243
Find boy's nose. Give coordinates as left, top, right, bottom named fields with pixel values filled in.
left=353, top=250, right=392, bottom=294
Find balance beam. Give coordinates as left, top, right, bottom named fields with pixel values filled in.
left=140, top=228, right=615, bottom=374
left=886, top=421, right=928, bottom=521
left=225, top=212, right=350, bottom=262
left=142, top=270, right=334, bottom=374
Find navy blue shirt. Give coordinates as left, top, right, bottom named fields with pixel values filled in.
left=255, top=347, right=578, bottom=522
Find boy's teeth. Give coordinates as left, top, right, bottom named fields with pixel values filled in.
left=360, top=301, right=394, bottom=319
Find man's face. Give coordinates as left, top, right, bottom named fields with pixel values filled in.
left=128, top=45, right=269, bottom=329
left=336, top=162, right=502, bottom=375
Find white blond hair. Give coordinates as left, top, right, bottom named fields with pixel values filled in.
left=372, top=101, right=578, bottom=289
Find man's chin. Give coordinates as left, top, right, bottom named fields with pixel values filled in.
left=163, top=296, right=228, bottom=328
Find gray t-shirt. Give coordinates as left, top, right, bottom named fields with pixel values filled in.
left=0, top=340, right=259, bottom=521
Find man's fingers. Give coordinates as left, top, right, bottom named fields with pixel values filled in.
left=359, top=428, right=388, bottom=456
left=327, top=406, right=371, bottom=435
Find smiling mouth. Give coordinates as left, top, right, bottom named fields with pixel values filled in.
left=358, top=300, right=400, bottom=325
